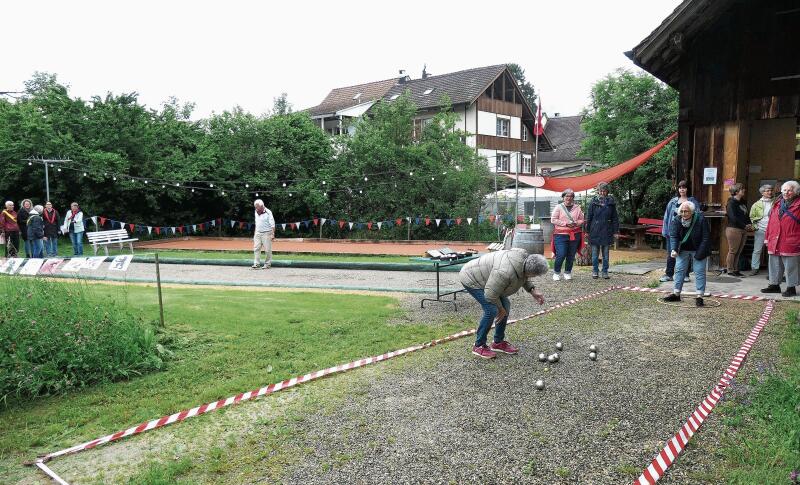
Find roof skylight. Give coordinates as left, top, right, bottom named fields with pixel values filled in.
left=423, top=88, right=434, bottom=95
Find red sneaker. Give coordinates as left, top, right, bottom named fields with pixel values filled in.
left=472, top=345, right=497, bottom=359
left=490, top=341, right=519, bottom=355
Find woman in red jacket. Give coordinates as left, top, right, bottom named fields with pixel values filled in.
left=0, top=201, right=20, bottom=257
left=761, top=180, right=800, bottom=297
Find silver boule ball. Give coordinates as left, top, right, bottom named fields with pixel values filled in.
left=538, top=352, right=547, bottom=362
left=547, top=354, right=556, bottom=363
left=535, top=379, right=545, bottom=390
left=555, top=342, right=563, bottom=351
left=589, top=344, right=598, bottom=352
left=589, top=352, right=597, bottom=361
left=552, top=353, right=559, bottom=362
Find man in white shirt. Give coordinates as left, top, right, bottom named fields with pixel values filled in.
left=252, top=199, right=275, bottom=269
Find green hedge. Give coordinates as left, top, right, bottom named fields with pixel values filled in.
left=0, top=277, right=165, bottom=400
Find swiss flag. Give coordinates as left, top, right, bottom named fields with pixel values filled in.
left=533, top=100, right=544, bottom=136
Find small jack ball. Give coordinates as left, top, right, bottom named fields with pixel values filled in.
left=535, top=379, right=545, bottom=390
left=589, top=352, right=597, bottom=361
left=589, top=344, right=598, bottom=352
left=555, top=342, right=564, bottom=351
left=538, top=353, right=547, bottom=362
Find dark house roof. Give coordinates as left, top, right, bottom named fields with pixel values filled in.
left=536, top=115, right=589, bottom=163
left=382, top=64, right=507, bottom=110
left=626, top=0, right=735, bottom=88
left=308, top=77, right=402, bottom=117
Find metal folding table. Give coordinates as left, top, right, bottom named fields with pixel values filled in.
left=410, top=254, right=479, bottom=310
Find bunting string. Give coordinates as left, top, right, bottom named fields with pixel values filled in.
left=87, top=213, right=535, bottom=236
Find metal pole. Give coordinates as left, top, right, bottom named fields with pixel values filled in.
left=534, top=100, right=540, bottom=224
left=154, top=253, right=165, bottom=328
left=515, top=153, right=520, bottom=226
left=44, top=161, right=50, bottom=202
left=407, top=216, right=411, bottom=240
left=494, top=168, right=500, bottom=238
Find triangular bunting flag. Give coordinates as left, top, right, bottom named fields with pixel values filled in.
left=211, top=219, right=216, bottom=227
left=90, top=216, right=98, bottom=225
left=155, top=227, right=161, bottom=235
left=171, top=226, right=176, bottom=234
left=147, top=226, right=152, bottom=235
left=99, top=216, right=107, bottom=227
left=128, top=223, right=135, bottom=233
left=456, top=218, right=462, bottom=225
left=313, top=218, right=319, bottom=226
left=239, top=221, right=245, bottom=229
left=339, top=220, right=346, bottom=229
left=435, top=218, right=441, bottom=227
left=377, top=221, right=382, bottom=230
left=467, top=217, right=473, bottom=225
left=415, top=217, right=421, bottom=225
left=446, top=219, right=453, bottom=226
left=425, top=217, right=431, bottom=226
left=348, top=222, right=354, bottom=230
left=230, top=220, right=236, bottom=228
left=321, top=218, right=327, bottom=225
left=192, top=224, right=197, bottom=232
left=367, top=222, right=373, bottom=230
left=303, top=220, right=310, bottom=229
left=396, top=218, right=402, bottom=226
left=281, top=223, right=286, bottom=231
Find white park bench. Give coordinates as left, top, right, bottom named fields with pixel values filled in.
left=86, top=229, right=139, bottom=255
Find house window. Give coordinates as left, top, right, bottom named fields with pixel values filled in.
left=522, top=125, right=528, bottom=141
left=521, top=155, right=532, bottom=173
left=496, top=118, right=510, bottom=137
left=496, top=154, right=510, bottom=172
left=423, top=88, right=434, bottom=95
left=421, top=118, right=433, bottom=128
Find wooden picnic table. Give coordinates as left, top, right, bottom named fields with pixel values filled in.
left=617, top=224, right=652, bottom=250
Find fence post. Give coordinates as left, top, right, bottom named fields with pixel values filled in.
left=154, top=253, right=165, bottom=328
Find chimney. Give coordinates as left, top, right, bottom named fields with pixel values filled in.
left=554, top=112, right=560, bottom=117
left=422, top=64, right=430, bottom=79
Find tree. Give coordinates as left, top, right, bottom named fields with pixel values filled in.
left=271, top=92, right=292, bottom=116
left=507, top=63, right=537, bottom=110
left=579, top=69, right=679, bottom=223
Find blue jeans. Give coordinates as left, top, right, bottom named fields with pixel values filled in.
left=665, top=238, right=692, bottom=277
left=673, top=251, right=707, bottom=295
left=464, top=286, right=510, bottom=347
left=23, top=239, right=32, bottom=258
left=45, top=236, right=58, bottom=257
left=70, top=231, right=84, bottom=256
left=554, top=233, right=581, bottom=273
left=591, top=245, right=610, bottom=274
left=30, top=238, right=44, bottom=258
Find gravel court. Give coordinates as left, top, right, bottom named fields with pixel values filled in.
left=282, top=291, right=773, bottom=485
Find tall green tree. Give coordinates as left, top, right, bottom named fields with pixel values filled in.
left=507, top=63, right=537, bottom=110
left=579, top=69, right=678, bottom=222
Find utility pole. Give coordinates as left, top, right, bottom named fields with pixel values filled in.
left=23, top=157, right=71, bottom=201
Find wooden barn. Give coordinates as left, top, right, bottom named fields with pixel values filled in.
left=628, top=0, right=800, bottom=262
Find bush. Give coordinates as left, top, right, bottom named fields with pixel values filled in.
left=0, top=277, right=165, bottom=400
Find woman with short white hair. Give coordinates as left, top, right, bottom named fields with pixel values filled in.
left=748, top=184, right=775, bottom=275
left=762, top=180, right=800, bottom=297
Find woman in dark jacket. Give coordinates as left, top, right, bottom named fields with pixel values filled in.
left=17, top=198, right=33, bottom=258
left=26, top=205, right=45, bottom=258
left=725, top=183, right=751, bottom=277
left=585, top=182, right=619, bottom=279
left=662, top=201, right=711, bottom=307
left=42, top=201, right=60, bottom=257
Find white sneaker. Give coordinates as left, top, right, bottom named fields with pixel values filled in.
left=563, top=272, right=572, bottom=280
left=552, top=273, right=561, bottom=281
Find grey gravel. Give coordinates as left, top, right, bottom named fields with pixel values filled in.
left=274, top=273, right=779, bottom=484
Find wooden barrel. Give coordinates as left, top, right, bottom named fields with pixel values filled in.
left=512, top=229, right=544, bottom=255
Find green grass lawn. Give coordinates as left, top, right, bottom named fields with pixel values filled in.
left=0, top=281, right=462, bottom=469
left=717, top=308, right=800, bottom=483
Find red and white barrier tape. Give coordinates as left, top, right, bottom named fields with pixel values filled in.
left=34, top=286, right=615, bottom=481
left=634, top=299, right=774, bottom=484
left=617, top=285, right=766, bottom=301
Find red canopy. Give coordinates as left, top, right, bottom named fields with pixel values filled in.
left=506, top=132, right=677, bottom=192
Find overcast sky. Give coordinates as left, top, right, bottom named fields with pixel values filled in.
left=2, top=0, right=680, bottom=119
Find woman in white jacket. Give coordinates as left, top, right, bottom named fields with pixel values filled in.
left=62, top=202, right=85, bottom=256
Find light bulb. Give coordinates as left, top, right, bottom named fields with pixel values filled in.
left=409, top=171, right=413, bottom=176
left=364, top=176, right=368, bottom=181
left=282, top=182, right=286, bottom=187
left=83, top=172, right=87, bottom=176
left=210, top=183, right=214, bottom=187
left=245, top=183, right=249, bottom=188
